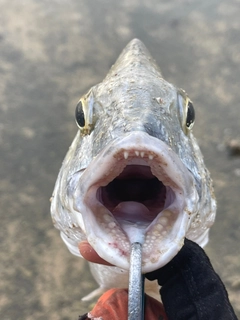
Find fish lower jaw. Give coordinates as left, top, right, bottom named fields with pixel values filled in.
left=84, top=197, right=187, bottom=272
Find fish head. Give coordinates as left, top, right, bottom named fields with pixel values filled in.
left=51, top=39, right=216, bottom=272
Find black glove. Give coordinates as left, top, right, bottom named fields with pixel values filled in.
left=146, top=238, right=238, bottom=320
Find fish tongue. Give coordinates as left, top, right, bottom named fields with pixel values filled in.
left=112, top=201, right=151, bottom=222
left=112, top=201, right=150, bottom=243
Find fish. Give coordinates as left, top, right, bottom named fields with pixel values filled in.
left=50, top=39, right=216, bottom=300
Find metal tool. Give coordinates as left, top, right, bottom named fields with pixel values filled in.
left=128, top=242, right=145, bottom=320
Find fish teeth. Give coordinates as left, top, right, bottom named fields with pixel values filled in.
left=158, top=216, right=169, bottom=226
left=123, top=151, right=129, bottom=159
left=123, top=150, right=154, bottom=159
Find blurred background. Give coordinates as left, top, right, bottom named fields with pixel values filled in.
left=0, top=0, right=239, bottom=319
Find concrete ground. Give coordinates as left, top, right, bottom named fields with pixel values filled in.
left=0, top=0, right=239, bottom=319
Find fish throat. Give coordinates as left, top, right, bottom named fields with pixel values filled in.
left=100, top=164, right=167, bottom=227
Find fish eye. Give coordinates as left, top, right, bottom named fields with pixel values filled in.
left=177, top=91, right=195, bottom=134
left=75, top=100, right=85, bottom=128
left=75, top=93, right=95, bottom=134
left=186, top=99, right=195, bottom=129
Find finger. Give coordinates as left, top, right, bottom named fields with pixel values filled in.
left=78, top=241, right=113, bottom=266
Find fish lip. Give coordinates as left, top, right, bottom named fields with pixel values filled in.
left=73, top=131, right=198, bottom=272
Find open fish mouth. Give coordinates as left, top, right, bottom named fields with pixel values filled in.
left=100, top=163, right=167, bottom=228
left=73, top=131, right=198, bottom=272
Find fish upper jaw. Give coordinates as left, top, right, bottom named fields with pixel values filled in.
left=72, top=131, right=199, bottom=272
